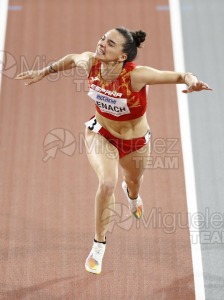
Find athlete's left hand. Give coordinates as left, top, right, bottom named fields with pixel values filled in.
left=182, top=81, right=213, bottom=93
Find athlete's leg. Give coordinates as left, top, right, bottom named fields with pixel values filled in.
left=85, top=128, right=119, bottom=242
left=119, top=143, right=150, bottom=199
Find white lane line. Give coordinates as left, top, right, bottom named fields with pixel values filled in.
left=168, top=1, right=205, bottom=300
left=0, top=0, right=9, bottom=94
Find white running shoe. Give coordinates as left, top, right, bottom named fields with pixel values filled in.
left=85, top=241, right=106, bottom=274
left=122, top=181, right=144, bottom=219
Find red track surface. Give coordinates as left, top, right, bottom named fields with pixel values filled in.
left=0, top=0, right=195, bottom=299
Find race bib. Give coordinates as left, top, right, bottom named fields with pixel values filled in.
left=88, top=88, right=130, bottom=117
left=84, top=117, right=102, bottom=133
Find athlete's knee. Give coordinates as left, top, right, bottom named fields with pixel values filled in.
left=98, top=178, right=116, bottom=196
left=124, top=175, right=143, bottom=186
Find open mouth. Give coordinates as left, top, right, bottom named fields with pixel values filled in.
left=96, top=48, right=105, bottom=55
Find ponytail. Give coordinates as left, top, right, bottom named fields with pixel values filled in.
left=115, top=27, right=146, bottom=61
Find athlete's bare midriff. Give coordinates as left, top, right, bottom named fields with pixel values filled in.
left=95, top=111, right=150, bottom=139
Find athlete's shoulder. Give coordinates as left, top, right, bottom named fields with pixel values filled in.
left=129, top=65, right=151, bottom=90
left=72, top=52, right=96, bottom=74
left=131, top=65, right=165, bottom=85
left=124, top=61, right=137, bottom=71
left=73, top=51, right=94, bottom=65
left=131, top=65, right=153, bottom=82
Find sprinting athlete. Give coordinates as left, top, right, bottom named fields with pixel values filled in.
left=16, top=27, right=212, bottom=275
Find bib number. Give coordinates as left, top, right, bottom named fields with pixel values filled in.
left=84, top=117, right=102, bottom=133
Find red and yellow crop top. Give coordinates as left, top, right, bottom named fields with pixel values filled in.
left=87, top=59, right=147, bottom=121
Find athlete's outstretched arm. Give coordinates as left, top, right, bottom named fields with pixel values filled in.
left=132, top=66, right=213, bottom=93
left=15, top=52, right=93, bottom=86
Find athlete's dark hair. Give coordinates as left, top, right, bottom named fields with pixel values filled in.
left=115, top=27, right=146, bottom=62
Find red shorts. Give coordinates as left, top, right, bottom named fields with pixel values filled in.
left=85, top=116, right=151, bottom=158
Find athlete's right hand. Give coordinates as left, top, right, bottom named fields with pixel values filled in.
left=15, top=70, right=45, bottom=85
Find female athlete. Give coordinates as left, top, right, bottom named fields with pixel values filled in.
left=16, top=27, right=212, bottom=274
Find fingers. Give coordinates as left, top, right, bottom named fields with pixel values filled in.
left=196, top=81, right=213, bottom=91
left=182, top=84, right=195, bottom=93
left=182, top=88, right=195, bottom=94
left=15, top=71, right=32, bottom=80
left=25, top=77, right=39, bottom=85
left=15, top=73, right=33, bottom=85
left=200, top=81, right=213, bottom=91
left=182, top=89, right=192, bottom=94
left=25, top=80, right=33, bottom=86
left=15, top=70, right=43, bottom=86
left=182, top=81, right=213, bottom=93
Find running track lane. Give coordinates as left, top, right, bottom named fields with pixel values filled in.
left=0, top=0, right=195, bottom=299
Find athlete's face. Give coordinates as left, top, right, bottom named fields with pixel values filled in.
left=95, top=29, right=127, bottom=63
